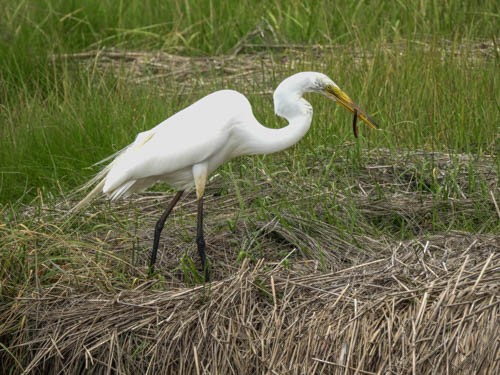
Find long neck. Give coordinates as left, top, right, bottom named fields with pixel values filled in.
left=240, top=92, right=314, bottom=156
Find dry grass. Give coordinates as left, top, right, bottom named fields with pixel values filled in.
left=4, top=236, right=499, bottom=374
left=53, top=39, right=498, bottom=94
left=1, top=150, right=498, bottom=374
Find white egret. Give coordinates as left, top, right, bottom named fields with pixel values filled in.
left=73, top=72, right=379, bottom=281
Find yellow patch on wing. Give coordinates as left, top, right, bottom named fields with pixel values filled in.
left=133, top=133, right=155, bottom=150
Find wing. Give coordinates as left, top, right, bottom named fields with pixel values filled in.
left=103, top=90, right=252, bottom=194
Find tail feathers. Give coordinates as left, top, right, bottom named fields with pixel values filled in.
left=70, top=179, right=106, bottom=213
left=70, top=146, right=128, bottom=213
left=109, top=180, right=136, bottom=200
left=70, top=141, right=142, bottom=213
left=70, top=160, right=114, bottom=213
left=70, top=178, right=137, bottom=213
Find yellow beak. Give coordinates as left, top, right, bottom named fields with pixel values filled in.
left=324, top=85, right=379, bottom=131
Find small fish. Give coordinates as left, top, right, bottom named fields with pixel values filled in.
left=352, top=109, right=358, bottom=138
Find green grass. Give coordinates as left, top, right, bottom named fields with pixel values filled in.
left=1, top=41, right=497, bottom=204
left=1, top=1, right=498, bottom=197
left=2, top=0, right=498, bottom=53
left=0, top=0, right=498, bottom=288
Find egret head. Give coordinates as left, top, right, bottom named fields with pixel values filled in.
left=274, top=72, right=379, bottom=136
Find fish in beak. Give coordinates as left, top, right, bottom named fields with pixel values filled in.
left=324, top=84, right=379, bottom=137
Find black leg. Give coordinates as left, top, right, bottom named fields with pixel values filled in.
left=149, top=190, right=184, bottom=274
left=196, top=196, right=209, bottom=282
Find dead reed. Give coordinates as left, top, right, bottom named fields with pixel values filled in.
left=1, top=149, right=498, bottom=374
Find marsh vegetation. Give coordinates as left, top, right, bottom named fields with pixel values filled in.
left=0, top=1, right=498, bottom=373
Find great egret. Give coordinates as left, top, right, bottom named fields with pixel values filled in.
left=73, top=71, right=379, bottom=281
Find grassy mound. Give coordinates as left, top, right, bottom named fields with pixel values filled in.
left=1, top=150, right=498, bottom=373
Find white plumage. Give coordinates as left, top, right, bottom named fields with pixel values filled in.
left=103, top=90, right=251, bottom=197
left=73, top=72, right=378, bottom=279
